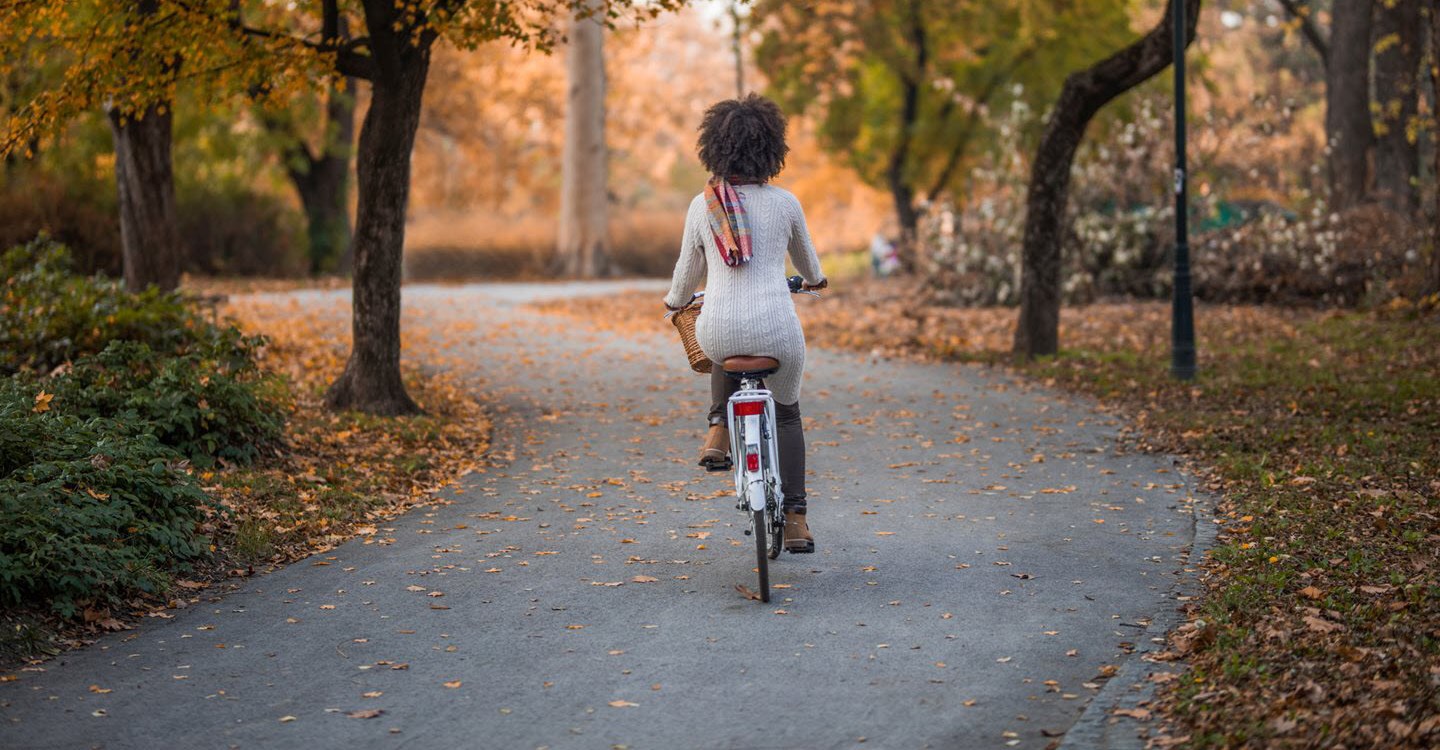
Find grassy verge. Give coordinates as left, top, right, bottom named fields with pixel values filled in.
left=531, top=280, right=1439, bottom=748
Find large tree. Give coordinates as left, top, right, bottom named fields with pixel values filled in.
left=1371, top=0, right=1422, bottom=214
left=1279, top=0, right=1425, bottom=212
left=108, top=94, right=183, bottom=292
left=257, top=14, right=358, bottom=276
left=753, top=0, right=1134, bottom=272
left=1324, top=0, right=1373, bottom=211
left=1430, top=2, right=1440, bottom=295
left=2, top=0, right=679, bottom=415
left=1013, top=0, right=1202, bottom=358
left=553, top=0, right=610, bottom=278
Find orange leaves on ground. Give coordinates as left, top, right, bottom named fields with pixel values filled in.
left=195, top=293, right=492, bottom=568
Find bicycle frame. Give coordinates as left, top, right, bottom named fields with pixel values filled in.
left=727, top=379, right=782, bottom=514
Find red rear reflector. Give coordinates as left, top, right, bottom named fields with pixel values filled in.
left=733, top=401, right=765, bottom=416
left=746, top=452, right=760, bottom=471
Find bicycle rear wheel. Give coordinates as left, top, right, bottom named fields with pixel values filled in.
left=753, top=509, right=770, bottom=603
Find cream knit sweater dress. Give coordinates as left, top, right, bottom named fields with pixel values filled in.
left=663, top=185, right=826, bottom=406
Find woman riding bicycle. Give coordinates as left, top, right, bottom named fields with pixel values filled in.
left=662, top=94, right=827, bottom=553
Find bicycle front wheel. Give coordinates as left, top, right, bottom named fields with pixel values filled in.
left=753, top=509, right=770, bottom=603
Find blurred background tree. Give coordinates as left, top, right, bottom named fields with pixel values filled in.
left=752, top=0, right=1135, bottom=271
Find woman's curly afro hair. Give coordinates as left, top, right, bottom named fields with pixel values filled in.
left=696, top=94, right=789, bottom=182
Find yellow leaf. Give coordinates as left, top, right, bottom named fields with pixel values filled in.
left=32, top=391, right=53, bottom=413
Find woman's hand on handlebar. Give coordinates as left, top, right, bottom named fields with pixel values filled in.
left=803, top=278, right=828, bottom=292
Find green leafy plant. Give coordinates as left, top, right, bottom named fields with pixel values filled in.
left=2, top=238, right=287, bottom=466
left=47, top=340, right=287, bottom=468
left=0, top=239, right=203, bottom=375
left=0, top=383, right=214, bottom=618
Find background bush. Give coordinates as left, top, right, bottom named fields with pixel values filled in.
left=0, top=171, right=123, bottom=278
left=177, top=184, right=307, bottom=277
left=916, top=93, right=1427, bottom=308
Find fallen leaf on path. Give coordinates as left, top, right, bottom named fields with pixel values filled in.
left=347, top=709, right=383, bottom=719
left=608, top=700, right=639, bottom=708
left=734, top=584, right=762, bottom=601
left=443, top=680, right=462, bottom=689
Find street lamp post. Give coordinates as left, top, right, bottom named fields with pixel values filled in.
left=1171, top=0, right=1197, bottom=380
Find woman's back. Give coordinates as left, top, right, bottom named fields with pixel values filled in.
left=666, top=183, right=823, bottom=405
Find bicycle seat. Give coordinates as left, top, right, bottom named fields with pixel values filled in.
left=723, top=355, right=779, bottom=379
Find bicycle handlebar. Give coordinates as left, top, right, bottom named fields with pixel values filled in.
left=665, top=276, right=821, bottom=317
left=787, top=275, right=822, bottom=297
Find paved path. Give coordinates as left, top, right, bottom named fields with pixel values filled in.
left=0, top=281, right=1202, bottom=750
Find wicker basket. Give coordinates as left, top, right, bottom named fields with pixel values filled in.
left=669, top=302, right=711, bottom=374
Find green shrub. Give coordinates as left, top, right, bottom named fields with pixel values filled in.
left=0, top=383, right=213, bottom=618
left=2, top=237, right=287, bottom=465
left=0, top=239, right=203, bottom=374
left=48, top=340, right=286, bottom=468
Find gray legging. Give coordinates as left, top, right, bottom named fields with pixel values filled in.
left=708, top=366, right=807, bottom=514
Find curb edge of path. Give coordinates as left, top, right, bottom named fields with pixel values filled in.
left=1057, top=458, right=1219, bottom=750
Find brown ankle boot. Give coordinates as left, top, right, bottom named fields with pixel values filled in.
left=697, top=425, right=730, bottom=471
left=784, top=513, right=814, bottom=553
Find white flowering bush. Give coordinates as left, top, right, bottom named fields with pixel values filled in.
left=917, top=92, right=1423, bottom=307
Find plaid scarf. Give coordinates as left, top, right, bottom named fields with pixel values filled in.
left=704, top=175, right=753, bottom=267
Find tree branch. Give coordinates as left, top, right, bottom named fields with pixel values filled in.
left=926, top=46, right=1038, bottom=199
left=234, top=24, right=375, bottom=80
left=1277, top=0, right=1329, bottom=67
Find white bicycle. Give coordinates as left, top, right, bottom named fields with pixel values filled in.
left=682, top=276, right=819, bottom=603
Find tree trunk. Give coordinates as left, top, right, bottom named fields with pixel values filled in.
left=288, top=78, right=356, bottom=276
left=108, top=102, right=182, bottom=292
left=888, top=175, right=918, bottom=271
left=554, top=1, right=610, bottom=278
left=1430, top=3, right=1440, bottom=295
left=1014, top=0, right=1202, bottom=358
left=886, top=1, right=927, bottom=275
left=1327, top=0, right=1374, bottom=211
left=323, top=51, right=428, bottom=415
left=1372, top=0, right=1421, bottom=215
